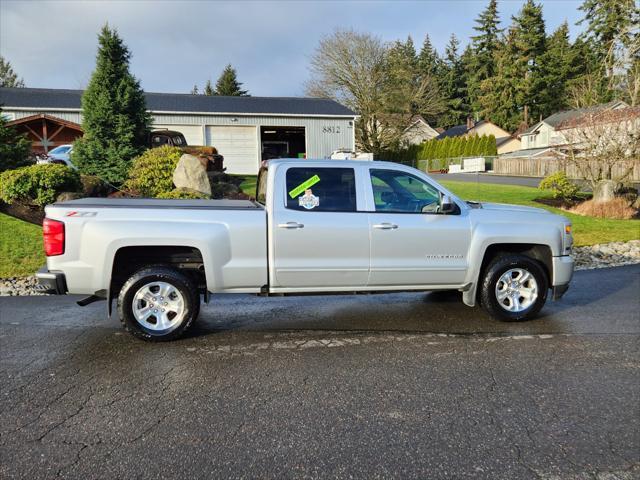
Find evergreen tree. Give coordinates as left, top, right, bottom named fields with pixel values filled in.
left=0, top=106, right=31, bottom=171
left=467, top=0, right=503, bottom=112
left=214, top=64, right=249, bottom=96
left=537, top=22, right=577, bottom=117
left=203, top=79, right=215, bottom=96
left=190, top=84, right=199, bottom=95
left=577, top=0, right=638, bottom=76
left=512, top=0, right=546, bottom=125
left=0, top=55, right=25, bottom=88
left=383, top=36, right=419, bottom=114
left=418, top=34, right=440, bottom=77
left=71, top=25, right=151, bottom=185
left=479, top=28, right=522, bottom=131
left=439, top=34, right=469, bottom=128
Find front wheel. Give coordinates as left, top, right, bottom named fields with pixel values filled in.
left=117, top=266, right=200, bottom=341
left=480, top=254, right=548, bottom=322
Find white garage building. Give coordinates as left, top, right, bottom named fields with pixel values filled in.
left=0, top=87, right=357, bottom=174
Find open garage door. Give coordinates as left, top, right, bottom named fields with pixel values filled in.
left=260, top=126, right=305, bottom=160
left=205, top=126, right=258, bottom=175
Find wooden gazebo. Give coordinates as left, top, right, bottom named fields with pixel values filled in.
left=7, top=114, right=83, bottom=154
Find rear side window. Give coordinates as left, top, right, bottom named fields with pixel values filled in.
left=285, top=167, right=356, bottom=212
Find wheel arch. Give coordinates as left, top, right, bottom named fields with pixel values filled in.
left=108, top=245, right=207, bottom=315
left=462, top=242, right=553, bottom=307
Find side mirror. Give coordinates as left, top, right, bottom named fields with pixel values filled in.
left=440, top=195, right=455, bottom=214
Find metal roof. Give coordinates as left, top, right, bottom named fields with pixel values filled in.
left=0, top=87, right=356, bottom=117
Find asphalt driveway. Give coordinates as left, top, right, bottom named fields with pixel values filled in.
left=1, top=265, right=639, bottom=479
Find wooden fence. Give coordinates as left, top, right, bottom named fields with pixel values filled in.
left=493, top=156, right=640, bottom=182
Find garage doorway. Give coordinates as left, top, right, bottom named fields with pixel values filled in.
left=260, top=126, right=305, bottom=160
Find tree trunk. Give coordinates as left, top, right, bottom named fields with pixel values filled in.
left=592, top=180, right=617, bottom=203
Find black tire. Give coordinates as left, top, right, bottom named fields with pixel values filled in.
left=480, top=254, right=548, bottom=322
left=117, top=266, right=200, bottom=341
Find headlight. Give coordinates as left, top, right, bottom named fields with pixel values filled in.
left=563, top=224, right=573, bottom=254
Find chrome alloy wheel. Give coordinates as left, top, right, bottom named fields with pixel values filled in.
left=132, top=281, right=185, bottom=332
left=495, top=268, right=538, bottom=313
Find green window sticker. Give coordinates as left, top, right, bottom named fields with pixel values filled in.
left=289, top=174, right=320, bottom=198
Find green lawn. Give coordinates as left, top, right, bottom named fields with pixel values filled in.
left=0, top=213, right=45, bottom=277
left=440, top=181, right=639, bottom=246
left=237, top=175, right=257, bottom=197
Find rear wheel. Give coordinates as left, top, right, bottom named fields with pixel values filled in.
left=117, top=266, right=200, bottom=341
left=480, top=254, right=548, bottom=322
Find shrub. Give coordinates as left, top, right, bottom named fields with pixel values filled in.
left=124, top=146, right=183, bottom=197
left=0, top=108, right=32, bottom=172
left=156, top=188, right=210, bottom=199
left=539, top=172, right=580, bottom=201
left=0, top=164, right=81, bottom=206
left=571, top=197, right=637, bottom=220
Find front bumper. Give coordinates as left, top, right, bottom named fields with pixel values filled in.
left=35, top=267, right=67, bottom=294
left=551, top=255, right=574, bottom=301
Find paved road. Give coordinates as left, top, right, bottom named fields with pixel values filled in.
left=1, top=266, right=639, bottom=479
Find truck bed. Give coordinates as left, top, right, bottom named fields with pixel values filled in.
left=53, top=198, right=263, bottom=210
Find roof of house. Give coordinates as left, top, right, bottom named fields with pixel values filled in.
left=495, top=135, right=518, bottom=147
left=522, top=100, right=628, bottom=135
left=436, top=119, right=510, bottom=139
left=0, top=87, right=356, bottom=117
left=499, top=147, right=553, bottom=159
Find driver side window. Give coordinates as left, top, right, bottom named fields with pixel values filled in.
left=370, top=169, right=440, bottom=213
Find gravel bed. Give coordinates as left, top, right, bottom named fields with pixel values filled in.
left=1, top=240, right=639, bottom=296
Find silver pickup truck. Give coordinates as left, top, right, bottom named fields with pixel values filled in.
left=36, top=159, right=574, bottom=341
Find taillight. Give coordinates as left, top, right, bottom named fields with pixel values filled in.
left=43, top=218, right=65, bottom=256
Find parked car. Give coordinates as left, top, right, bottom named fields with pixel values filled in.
left=36, top=144, right=76, bottom=168
left=149, top=130, right=224, bottom=171
left=36, top=159, right=574, bottom=341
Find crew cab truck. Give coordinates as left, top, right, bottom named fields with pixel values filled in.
left=36, top=159, right=574, bottom=341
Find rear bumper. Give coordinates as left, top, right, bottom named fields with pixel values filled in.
left=35, top=267, right=67, bottom=295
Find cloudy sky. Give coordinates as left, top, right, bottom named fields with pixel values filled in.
left=1, top=0, right=584, bottom=97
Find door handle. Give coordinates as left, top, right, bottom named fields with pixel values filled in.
left=372, top=223, right=398, bottom=230
left=278, top=222, right=304, bottom=229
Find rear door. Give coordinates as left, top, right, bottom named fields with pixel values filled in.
left=366, top=168, right=471, bottom=286
left=271, top=165, right=370, bottom=289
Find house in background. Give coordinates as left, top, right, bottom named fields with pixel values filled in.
left=436, top=117, right=521, bottom=154
left=401, top=115, right=440, bottom=145
left=516, top=101, right=630, bottom=157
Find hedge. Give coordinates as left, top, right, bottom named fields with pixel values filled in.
left=0, top=164, right=82, bottom=207
left=381, top=134, right=498, bottom=167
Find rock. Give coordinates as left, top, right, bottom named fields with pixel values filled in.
left=56, top=191, right=83, bottom=203
left=173, top=154, right=212, bottom=196
left=592, top=180, right=618, bottom=203
left=210, top=182, right=240, bottom=199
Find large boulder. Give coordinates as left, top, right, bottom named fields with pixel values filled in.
left=173, top=154, right=211, bottom=196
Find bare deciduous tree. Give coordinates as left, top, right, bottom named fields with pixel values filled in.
left=558, top=107, right=640, bottom=201
left=306, top=29, right=444, bottom=155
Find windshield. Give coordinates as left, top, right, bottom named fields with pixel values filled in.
left=49, top=146, right=71, bottom=154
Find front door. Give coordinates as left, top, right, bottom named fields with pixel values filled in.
left=367, top=168, right=471, bottom=287
left=271, top=166, right=370, bottom=289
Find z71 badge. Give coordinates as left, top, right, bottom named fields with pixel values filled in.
left=298, top=189, right=319, bottom=210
